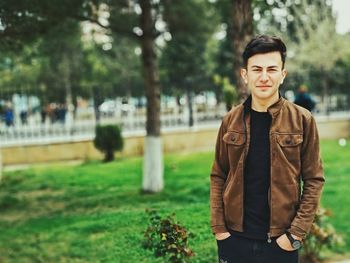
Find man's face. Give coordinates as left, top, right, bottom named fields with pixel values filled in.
left=240, top=51, right=287, bottom=102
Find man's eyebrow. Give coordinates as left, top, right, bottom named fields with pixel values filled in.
left=250, top=65, right=279, bottom=69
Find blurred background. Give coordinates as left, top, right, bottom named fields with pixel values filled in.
left=0, top=0, right=350, bottom=262
left=0, top=0, right=349, bottom=149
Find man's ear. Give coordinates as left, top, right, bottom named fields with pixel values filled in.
left=240, top=68, right=248, bottom=84
left=280, top=68, right=288, bottom=84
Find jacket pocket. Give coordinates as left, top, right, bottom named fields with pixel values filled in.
left=222, top=131, right=246, bottom=178
left=223, top=131, right=246, bottom=146
left=276, top=133, right=303, bottom=163
left=276, top=133, right=303, bottom=147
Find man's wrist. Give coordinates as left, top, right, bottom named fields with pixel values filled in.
left=215, top=232, right=231, bottom=240
left=216, top=232, right=228, bottom=238
left=287, top=232, right=302, bottom=241
left=285, top=231, right=302, bottom=249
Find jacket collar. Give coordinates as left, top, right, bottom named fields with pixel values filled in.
left=243, top=93, right=285, bottom=117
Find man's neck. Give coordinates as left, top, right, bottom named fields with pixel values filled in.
left=251, top=93, right=279, bottom=112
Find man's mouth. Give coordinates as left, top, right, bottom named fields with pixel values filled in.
left=256, top=86, right=271, bottom=89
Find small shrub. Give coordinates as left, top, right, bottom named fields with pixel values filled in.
left=213, top=74, right=237, bottom=112
left=143, top=209, right=194, bottom=263
left=223, top=81, right=237, bottom=112
left=93, top=124, right=123, bottom=162
left=300, top=207, right=344, bottom=263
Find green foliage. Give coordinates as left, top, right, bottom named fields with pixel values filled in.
left=0, top=44, right=42, bottom=99
left=213, top=74, right=237, bottom=111
left=301, top=207, right=345, bottom=263
left=143, top=210, right=194, bottom=263
left=38, top=20, right=86, bottom=103
left=256, top=0, right=350, bottom=100
left=161, top=0, right=218, bottom=95
left=0, top=0, right=144, bottom=102
left=81, top=36, right=143, bottom=99
left=3, top=0, right=350, bottom=106
left=93, top=124, right=123, bottom=162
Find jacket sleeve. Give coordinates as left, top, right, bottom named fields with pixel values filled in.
left=210, top=118, right=230, bottom=234
left=288, top=115, right=325, bottom=239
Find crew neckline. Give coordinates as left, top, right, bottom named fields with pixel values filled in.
left=250, top=108, right=269, bottom=114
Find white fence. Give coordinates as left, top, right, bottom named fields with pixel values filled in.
left=2, top=103, right=349, bottom=148
left=0, top=106, right=226, bottom=147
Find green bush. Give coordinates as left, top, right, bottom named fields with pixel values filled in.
left=300, top=207, right=344, bottom=263
left=213, top=74, right=237, bottom=111
left=93, top=124, right=123, bottom=162
left=143, top=209, right=194, bottom=263
left=223, top=80, right=237, bottom=112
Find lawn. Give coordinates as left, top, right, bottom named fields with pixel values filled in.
left=0, top=139, right=349, bottom=262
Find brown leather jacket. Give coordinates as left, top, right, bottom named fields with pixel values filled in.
left=210, top=96, right=325, bottom=239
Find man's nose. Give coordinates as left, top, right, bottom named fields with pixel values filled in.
left=260, top=71, right=269, bottom=82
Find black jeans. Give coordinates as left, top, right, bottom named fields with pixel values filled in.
left=217, top=234, right=299, bottom=263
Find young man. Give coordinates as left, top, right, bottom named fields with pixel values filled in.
left=210, top=35, right=324, bottom=263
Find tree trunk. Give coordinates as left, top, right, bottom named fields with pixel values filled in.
left=61, top=53, right=74, bottom=126
left=321, top=73, right=329, bottom=115
left=140, top=0, right=164, bottom=193
left=231, top=0, right=253, bottom=102
left=186, top=87, right=194, bottom=127
left=105, top=150, right=115, bottom=162
left=92, top=85, right=102, bottom=124
left=0, top=149, right=3, bottom=183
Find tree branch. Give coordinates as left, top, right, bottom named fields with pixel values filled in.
left=73, top=14, right=140, bottom=40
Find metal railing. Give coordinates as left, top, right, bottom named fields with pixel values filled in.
left=0, top=105, right=226, bottom=147
left=2, top=104, right=350, bottom=148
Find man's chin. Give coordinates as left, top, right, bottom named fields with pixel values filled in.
left=252, top=90, right=278, bottom=100
left=253, top=91, right=272, bottom=97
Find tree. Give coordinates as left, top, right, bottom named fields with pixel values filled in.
left=213, top=74, right=237, bottom=111
left=231, top=0, right=253, bottom=101
left=38, top=20, right=85, bottom=112
left=161, top=0, right=218, bottom=126
left=0, top=150, right=2, bottom=183
left=276, top=0, right=350, bottom=111
left=213, top=0, right=253, bottom=102
left=138, top=0, right=164, bottom=192
left=253, top=0, right=350, bottom=111
left=81, top=35, right=143, bottom=122
left=0, top=0, right=165, bottom=192
left=0, top=45, right=42, bottom=100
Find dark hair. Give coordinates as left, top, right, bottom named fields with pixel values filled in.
left=242, top=35, right=287, bottom=69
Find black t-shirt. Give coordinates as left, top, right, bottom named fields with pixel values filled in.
left=231, top=108, right=272, bottom=240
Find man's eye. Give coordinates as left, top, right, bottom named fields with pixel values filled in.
left=268, top=69, right=278, bottom=72
left=252, top=69, right=261, bottom=72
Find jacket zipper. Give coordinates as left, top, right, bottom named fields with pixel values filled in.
left=267, top=185, right=272, bottom=243
left=267, top=116, right=273, bottom=243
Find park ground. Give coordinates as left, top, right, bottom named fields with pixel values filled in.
left=0, top=139, right=349, bottom=262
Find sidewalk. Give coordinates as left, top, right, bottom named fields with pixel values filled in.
left=329, top=259, right=350, bottom=263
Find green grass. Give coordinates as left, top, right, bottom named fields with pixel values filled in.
left=0, top=140, right=349, bottom=262
left=320, top=140, right=350, bottom=257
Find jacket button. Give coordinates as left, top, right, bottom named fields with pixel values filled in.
left=231, top=136, right=236, bottom=141
left=285, top=139, right=291, bottom=144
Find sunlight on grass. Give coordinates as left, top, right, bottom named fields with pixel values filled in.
left=0, top=140, right=349, bottom=262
